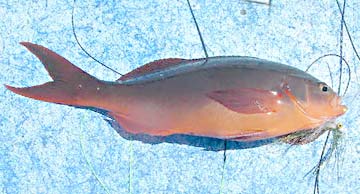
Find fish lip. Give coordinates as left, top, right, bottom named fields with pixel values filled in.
left=337, top=104, right=347, bottom=116
left=332, top=96, right=347, bottom=116
left=318, top=104, right=347, bottom=120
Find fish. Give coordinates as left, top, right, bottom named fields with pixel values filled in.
left=5, top=42, right=347, bottom=141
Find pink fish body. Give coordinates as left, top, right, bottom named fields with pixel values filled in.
left=5, top=43, right=347, bottom=141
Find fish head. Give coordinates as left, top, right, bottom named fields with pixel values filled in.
left=285, top=78, right=347, bottom=120
left=304, top=81, right=347, bottom=119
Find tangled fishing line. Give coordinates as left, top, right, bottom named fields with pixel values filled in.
left=304, top=0, right=360, bottom=193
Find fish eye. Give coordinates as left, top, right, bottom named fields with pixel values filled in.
left=322, top=85, right=328, bottom=92
left=319, top=83, right=329, bottom=92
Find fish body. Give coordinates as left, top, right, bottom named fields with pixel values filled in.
left=5, top=43, right=347, bottom=141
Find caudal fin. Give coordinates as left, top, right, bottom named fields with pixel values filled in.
left=5, top=42, right=102, bottom=106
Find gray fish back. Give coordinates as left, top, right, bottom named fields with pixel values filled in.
left=117, top=56, right=319, bottom=85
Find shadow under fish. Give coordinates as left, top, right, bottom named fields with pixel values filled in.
left=107, top=113, right=276, bottom=151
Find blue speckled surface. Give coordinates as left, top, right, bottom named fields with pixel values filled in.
left=1, top=1, right=359, bottom=193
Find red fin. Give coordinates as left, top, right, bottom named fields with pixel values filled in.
left=5, top=42, right=100, bottom=106
left=5, top=82, right=77, bottom=105
left=207, top=88, right=282, bottom=114
left=109, top=112, right=174, bottom=136
left=108, top=112, right=148, bottom=134
left=118, top=58, right=185, bottom=81
left=20, top=42, right=95, bottom=82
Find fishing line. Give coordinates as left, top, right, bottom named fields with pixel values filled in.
left=306, top=53, right=351, bottom=97
left=311, top=1, right=347, bottom=193
left=337, top=0, right=346, bottom=96
left=79, top=129, right=111, bottom=194
left=186, top=0, right=209, bottom=59
left=219, top=140, right=227, bottom=194
left=335, top=0, right=360, bottom=108
left=326, top=63, right=334, bottom=89
left=71, top=0, right=123, bottom=76
left=186, top=1, right=228, bottom=193
left=71, top=1, right=129, bottom=193
left=306, top=130, right=331, bottom=194
left=336, top=0, right=360, bottom=63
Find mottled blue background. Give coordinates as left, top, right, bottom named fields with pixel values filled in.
left=1, top=1, right=359, bottom=194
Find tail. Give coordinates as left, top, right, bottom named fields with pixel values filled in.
left=5, top=42, right=103, bottom=106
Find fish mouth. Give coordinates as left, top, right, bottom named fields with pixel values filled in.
left=331, top=96, right=347, bottom=116
left=335, top=104, right=347, bottom=117
left=296, top=99, right=347, bottom=120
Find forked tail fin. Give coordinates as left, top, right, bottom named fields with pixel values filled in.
left=5, top=42, right=103, bottom=106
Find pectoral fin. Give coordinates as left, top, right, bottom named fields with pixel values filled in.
left=207, top=88, right=282, bottom=114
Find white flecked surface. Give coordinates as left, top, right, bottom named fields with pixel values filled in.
left=1, top=1, right=359, bottom=194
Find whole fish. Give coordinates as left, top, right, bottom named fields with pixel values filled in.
left=5, top=42, right=347, bottom=141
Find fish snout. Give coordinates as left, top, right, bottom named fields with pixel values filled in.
left=338, top=104, right=348, bottom=115
left=330, top=96, right=347, bottom=116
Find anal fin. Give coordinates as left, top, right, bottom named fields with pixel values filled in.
left=108, top=112, right=147, bottom=134
left=108, top=112, right=184, bottom=136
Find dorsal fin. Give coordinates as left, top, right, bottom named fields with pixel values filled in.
left=117, top=58, right=186, bottom=81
